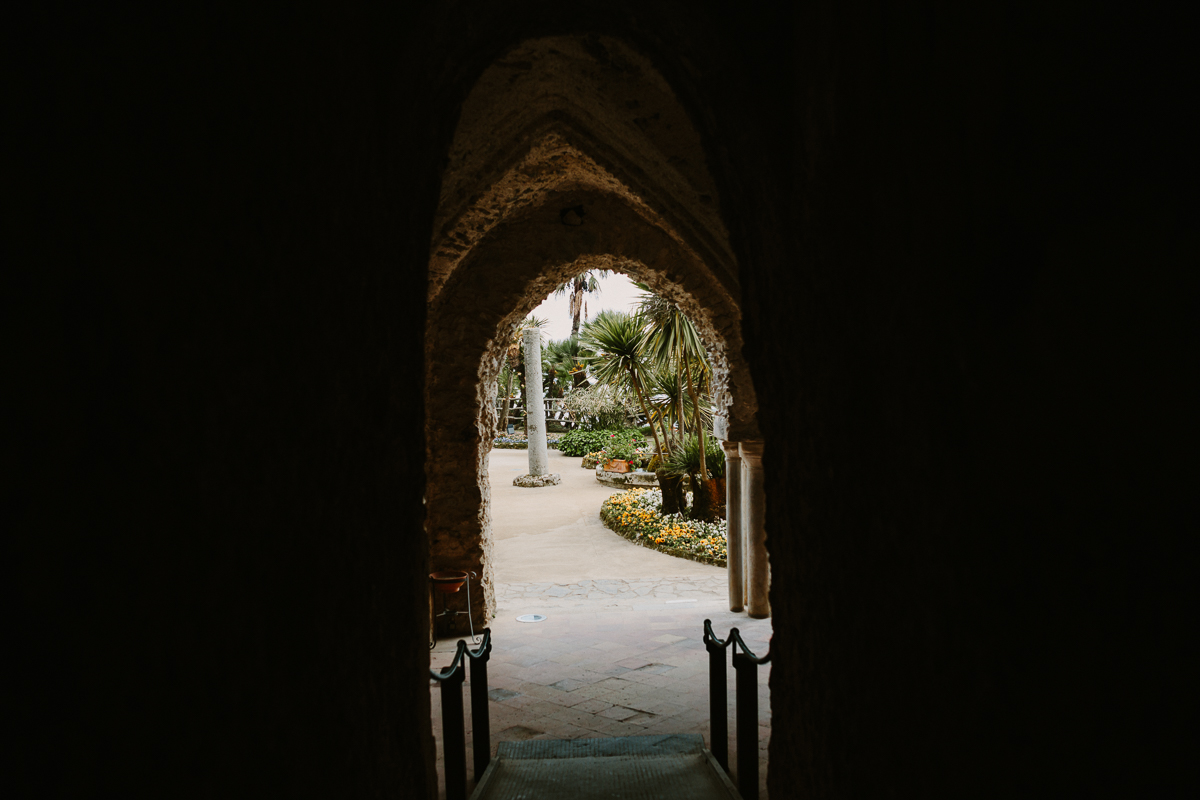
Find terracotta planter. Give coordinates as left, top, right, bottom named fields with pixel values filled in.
left=710, top=475, right=726, bottom=498
left=604, top=459, right=631, bottom=473
left=430, top=570, right=468, bottom=593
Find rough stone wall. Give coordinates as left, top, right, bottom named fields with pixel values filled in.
left=432, top=35, right=736, bottom=294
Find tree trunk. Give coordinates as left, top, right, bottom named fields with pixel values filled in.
left=628, top=369, right=669, bottom=458
left=656, top=471, right=685, bottom=516
left=499, top=370, right=515, bottom=431
left=675, top=366, right=688, bottom=452
left=690, top=473, right=722, bottom=522
left=684, top=361, right=708, bottom=480
left=570, top=275, right=585, bottom=336
left=520, top=371, right=527, bottom=435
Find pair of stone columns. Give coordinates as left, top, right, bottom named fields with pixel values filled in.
left=723, top=440, right=770, bottom=618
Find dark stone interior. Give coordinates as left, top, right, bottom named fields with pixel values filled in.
left=11, top=2, right=1190, bottom=798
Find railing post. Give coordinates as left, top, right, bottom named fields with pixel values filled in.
left=469, top=634, right=492, bottom=781
left=705, top=622, right=730, bottom=771
left=734, top=646, right=760, bottom=800
left=440, top=662, right=467, bottom=800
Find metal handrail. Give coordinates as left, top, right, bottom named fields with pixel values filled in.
left=704, top=619, right=771, bottom=800
left=430, top=629, right=492, bottom=800
left=703, top=620, right=734, bottom=772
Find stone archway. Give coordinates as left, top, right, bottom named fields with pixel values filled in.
left=424, top=34, right=761, bottom=628
left=426, top=191, right=753, bottom=625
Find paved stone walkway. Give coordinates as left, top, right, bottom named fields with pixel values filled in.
left=487, top=448, right=721, bottom=584
left=432, top=577, right=771, bottom=799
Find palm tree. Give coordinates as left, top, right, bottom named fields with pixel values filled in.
left=554, top=270, right=606, bottom=336
left=644, top=362, right=712, bottom=444
left=639, top=292, right=713, bottom=479
left=497, top=360, right=517, bottom=432
left=499, top=315, right=548, bottom=433
left=543, top=336, right=592, bottom=395
left=578, top=310, right=670, bottom=457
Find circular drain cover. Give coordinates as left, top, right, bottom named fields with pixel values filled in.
left=516, top=614, right=547, bottom=623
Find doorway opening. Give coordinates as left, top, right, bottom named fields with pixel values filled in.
left=425, top=34, right=770, bottom=798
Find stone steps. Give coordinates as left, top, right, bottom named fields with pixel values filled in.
left=470, top=734, right=742, bottom=800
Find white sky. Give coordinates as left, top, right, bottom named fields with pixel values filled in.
left=530, top=272, right=646, bottom=342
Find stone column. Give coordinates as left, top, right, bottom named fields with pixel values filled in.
left=524, top=327, right=548, bottom=475
left=740, top=441, right=770, bottom=618
left=722, top=440, right=745, bottom=612
left=513, top=327, right=560, bottom=487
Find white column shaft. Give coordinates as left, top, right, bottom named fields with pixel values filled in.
left=740, top=441, right=769, bottom=618
left=723, top=441, right=745, bottom=612
left=523, top=328, right=548, bottom=475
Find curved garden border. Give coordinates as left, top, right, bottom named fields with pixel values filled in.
left=599, top=489, right=727, bottom=568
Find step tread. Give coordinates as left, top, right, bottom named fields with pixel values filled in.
left=498, top=733, right=704, bottom=760
left=472, top=735, right=741, bottom=800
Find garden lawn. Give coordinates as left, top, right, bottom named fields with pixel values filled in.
left=600, top=488, right=727, bottom=567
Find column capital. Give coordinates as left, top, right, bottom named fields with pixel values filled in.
left=739, top=440, right=764, bottom=464
left=721, top=439, right=742, bottom=459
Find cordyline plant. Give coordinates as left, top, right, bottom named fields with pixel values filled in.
left=643, top=363, right=712, bottom=450
left=638, top=289, right=712, bottom=480
left=578, top=310, right=671, bottom=458
left=497, top=315, right=548, bottom=434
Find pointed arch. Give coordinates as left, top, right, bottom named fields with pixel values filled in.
left=424, top=34, right=760, bottom=625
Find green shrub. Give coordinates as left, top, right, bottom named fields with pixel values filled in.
left=557, top=427, right=646, bottom=457
left=662, top=433, right=725, bottom=478
left=606, top=438, right=637, bottom=461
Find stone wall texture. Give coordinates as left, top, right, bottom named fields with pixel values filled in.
left=13, top=2, right=1189, bottom=799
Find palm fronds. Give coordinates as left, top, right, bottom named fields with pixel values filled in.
left=636, top=295, right=713, bottom=477
left=578, top=310, right=669, bottom=456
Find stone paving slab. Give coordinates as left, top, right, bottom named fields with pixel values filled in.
left=431, top=577, right=770, bottom=800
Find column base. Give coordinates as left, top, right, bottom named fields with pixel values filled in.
left=512, top=473, right=561, bottom=487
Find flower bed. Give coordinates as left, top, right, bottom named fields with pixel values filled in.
left=492, top=433, right=562, bottom=450
left=600, top=488, right=727, bottom=567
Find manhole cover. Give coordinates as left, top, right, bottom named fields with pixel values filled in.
left=516, top=614, right=547, bottom=623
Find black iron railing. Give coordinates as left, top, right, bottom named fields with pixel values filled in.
left=704, top=619, right=771, bottom=800
left=430, top=629, right=492, bottom=800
